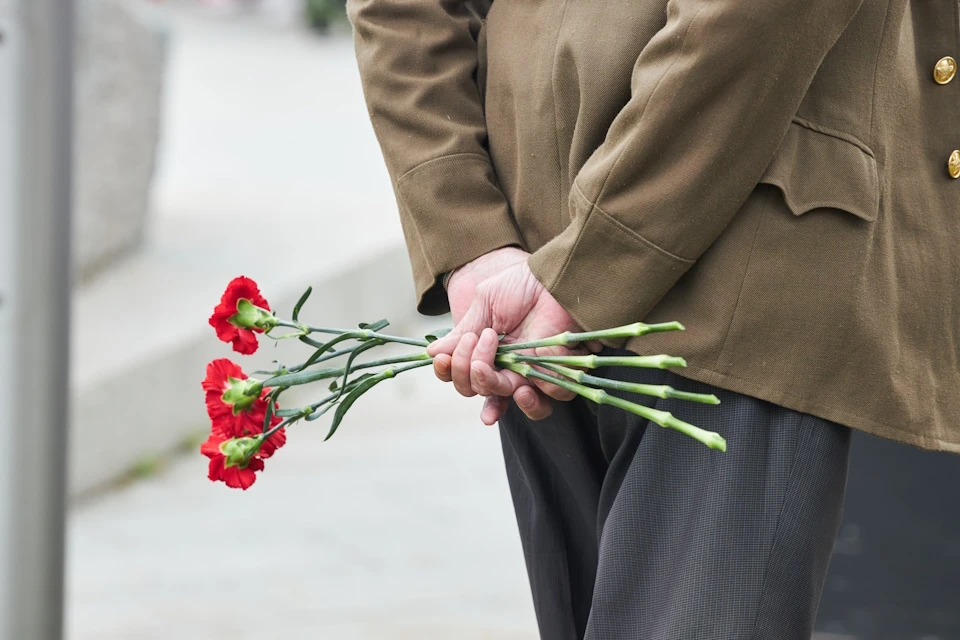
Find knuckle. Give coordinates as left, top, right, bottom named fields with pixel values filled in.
left=471, top=378, right=486, bottom=396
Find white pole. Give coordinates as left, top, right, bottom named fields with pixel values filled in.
left=0, top=0, right=73, bottom=638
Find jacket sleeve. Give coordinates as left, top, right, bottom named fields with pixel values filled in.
left=527, top=0, right=866, bottom=332
left=347, top=0, right=524, bottom=315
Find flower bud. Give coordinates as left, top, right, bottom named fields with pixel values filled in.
left=219, top=437, right=262, bottom=468
left=229, top=298, right=279, bottom=332
left=220, top=376, right=263, bottom=414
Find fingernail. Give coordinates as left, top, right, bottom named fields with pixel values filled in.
left=518, top=394, right=534, bottom=409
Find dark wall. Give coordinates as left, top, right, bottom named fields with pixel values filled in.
left=815, top=431, right=960, bottom=639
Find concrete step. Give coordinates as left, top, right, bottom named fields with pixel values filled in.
left=68, top=6, right=408, bottom=496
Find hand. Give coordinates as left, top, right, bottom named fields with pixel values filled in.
left=442, top=246, right=529, bottom=322
left=427, top=249, right=596, bottom=425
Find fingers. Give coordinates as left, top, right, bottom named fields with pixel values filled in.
left=481, top=386, right=554, bottom=424
left=585, top=340, right=603, bottom=353
left=438, top=327, right=520, bottom=399
left=433, top=353, right=452, bottom=382
left=480, top=396, right=509, bottom=425
left=472, top=327, right=499, bottom=368
left=427, top=298, right=490, bottom=357
left=451, top=332, right=480, bottom=397
left=470, top=328, right=507, bottom=395
left=472, top=360, right=517, bottom=396
left=427, top=327, right=462, bottom=358
left=514, top=385, right=553, bottom=421
left=531, top=375, right=577, bottom=402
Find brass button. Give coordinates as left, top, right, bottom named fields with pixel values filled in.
left=934, top=56, right=957, bottom=84
left=950, top=150, right=960, bottom=179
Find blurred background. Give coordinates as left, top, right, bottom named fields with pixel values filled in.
left=57, top=0, right=537, bottom=637
left=1, top=1, right=958, bottom=639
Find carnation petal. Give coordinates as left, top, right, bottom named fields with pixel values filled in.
left=222, top=460, right=262, bottom=490
left=211, top=310, right=240, bottom=343
left=259, top=428, right=286, bottom=458
left=206, top=391, right=234, bottom=422
left=223, top=277, right=260, bottom=306
left=207, top=457, right=224, bottom=482
left=202, top=359, right=246, bottom=392
left=231, top=329, right=260, bottom=355
left=200, top=434, right=224, bottom=458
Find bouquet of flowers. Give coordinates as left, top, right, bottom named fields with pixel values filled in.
left=202, top=276, right=726, bottom=490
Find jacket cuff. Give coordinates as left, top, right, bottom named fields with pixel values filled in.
left=528, top=187, right=694, bottom=335
left=396, top=153, right=525, bottom=315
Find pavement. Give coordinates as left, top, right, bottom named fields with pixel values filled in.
left=66, top=363, right=538, bottom=640
left=66, top=5, right=539, bottom=638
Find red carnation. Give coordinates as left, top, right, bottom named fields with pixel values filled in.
left=203, top=359, right=286, bottom=457
left=209, top=276, right=275, bottom=355
left=201, top=433, right=265, bottom=490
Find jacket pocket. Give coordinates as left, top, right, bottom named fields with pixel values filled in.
left=759, top=119, right=879, bottom=223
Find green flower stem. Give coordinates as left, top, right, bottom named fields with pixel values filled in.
left=263, top=352, right=432, bottom=388
left=500, top=362, right=726, bottom=451
left=260, top=358, right=434, bottom=441
left=498, top=352, right=687, bottom=370
left=345, top=329, right=429, bottom=348
left=275, top=319, right=343, bottom=335
left=289, top=344, right=357, bottom=372
left=496, top=321, right=685, bottom=352
left=275, top=320, right=430, bottom=349
left=533, top=362, right=719, bottom=405
left=261, top=415, right=299, bottom=442
left=275, top=389, right=341, bottom=419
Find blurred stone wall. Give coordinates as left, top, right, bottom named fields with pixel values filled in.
left=74, top=0, right=166, bottom=281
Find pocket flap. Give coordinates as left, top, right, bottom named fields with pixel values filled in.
left=759, top=120, right=879, bottom=223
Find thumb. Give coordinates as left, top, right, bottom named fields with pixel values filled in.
left=427, top=298, right=492, bottom=356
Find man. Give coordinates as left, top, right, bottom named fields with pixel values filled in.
left=347, top=1, right=960, bottom=637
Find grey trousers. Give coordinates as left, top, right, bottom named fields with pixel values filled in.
left=498, top=353, right=851, bottom=640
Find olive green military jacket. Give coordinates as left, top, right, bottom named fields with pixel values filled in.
left=348, top=0, right=960, bottom=453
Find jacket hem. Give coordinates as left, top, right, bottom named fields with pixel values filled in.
left=667, top=363, right=960, bottom=455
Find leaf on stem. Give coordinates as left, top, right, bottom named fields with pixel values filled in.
left=325, top=374, right=386, bottom=439
left=299, top=335, right=330, bottom=350
left=331, top=340, right=383, bottom=402
left=425, top=327, right=452, bottom=343
left=306, top=402, right=338, bottom=421
left=296, top=334, right=358, bottom=372
left=262, top=388, right=282, bottom=432
left=292, top=286, right=313, bottom=322
left=262, top=365, right=343, bottom=388
left=329, top=372, right=376, bottom=392
left=359, top=319, right=390, bottom=332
